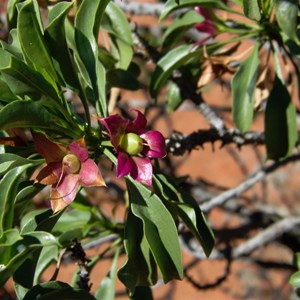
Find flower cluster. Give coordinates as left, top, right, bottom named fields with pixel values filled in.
left=100, top=110, right=166, bottom=186
left=34, top=110, right=166, bottom=212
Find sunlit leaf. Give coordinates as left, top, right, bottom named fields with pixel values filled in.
left=126, top=179, right=183, bottom=284
left=118, top=210, right=157, bottom=295
left=17, top=0, right=58, bottom=82
left=275, top=0, right=298, bottom=42
left=232, top=41, right=260, bottom=132
left=243, top=0, right=261, bottom=21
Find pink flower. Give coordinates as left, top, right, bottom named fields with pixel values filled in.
left=33, top=133, right=106, bottom=212
left=100, top=110, right=166, bottom=186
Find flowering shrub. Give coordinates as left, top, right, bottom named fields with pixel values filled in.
left=0, top=0, right=300, bottom=299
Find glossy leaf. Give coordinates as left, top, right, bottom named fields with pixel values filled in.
left=0, top=165, right=32, bottom=236
left=150, top=44, right=201, bottom=98
left=20, top=209, right=63, bottom=234
left=0, top=100, right=78, bottom=138
left=0, top=29, right=23, bottom=59
left=166, top=81, right=183, bottom=112
left=44, top=1, right=79, bottom=90
left=118, top=210, right=157, bottom=294
left=75, top=0, right=110, bottom=116
left=0, top=49, right=60, bottom=101
left=162, top=10, right=204, bottom=48
left=17, top=0, right=58, bottom=82
left=275, top=0, right=298, bottom=42
left=265, top=76, right=297, bottom=160
left=126, top=179, right=183, bottom=284
left=0, top=231, right=58, bottom=286
left=103, top=1, right=133, bottom=69
left=290, top=271, right=300, bottom=288
left=243, top=0, right=261, bottom=21
left=153, top=172, right=214, bottom=257
left=232, top=41, right=260, bottom=132
left=34, top=245, right=59, bottom=283
left=160, top=0, right=232, bottom=21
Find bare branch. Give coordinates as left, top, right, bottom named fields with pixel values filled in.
left=201, top=153, right=300, bottom=213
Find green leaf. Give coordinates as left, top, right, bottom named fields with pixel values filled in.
left=153, top=172, right=214, bottom=257
left=275, top=0, right=298, bottom=42
left=20, top=209, right=63, bottom=234
left=232, top=41, right=260, bottom=132
left=162, top=10, right=204, bottom=48
left=0, top=231, right=58, bottom=286
left=44, top=1, right=79, bottom=90
left=17, top=0, right=58, bottom=82
left=118, top=210, right=157, bottom=295
left=126, top=179, right=183, bottom=284
left=166, top=81, right=183, bottom=112
left=103, top=1, right=133, bottom=69
left=150, top=44, right=201, bottom=98
left=75, top=0, right=111, bottom=116
left=243, top=0, right=261, bottom=21
left=0, top=153, right=41, bottom=176
left=0, top=29, right=23, bottom=59
left=265, top=76, right=297, bottom=160
left=34, top=245, right=59, bottom=284
left=0, top=229, right=23, bottom=265
left=0, top=100, right=78, bottom=138
left=23, top=281, right=96, bottom=300
left=95, top=248, right=120, bottom=300
left=290, top=271, right=300, bottom=288
left=129, top=286, right=153, bottom=300
left=106, top=69, right=140, bottom=90
left=160, top=0, right=233, bottom=21
left=0, top=48, right=60, bottom=101
left=0, top=165, right=32, bottom=236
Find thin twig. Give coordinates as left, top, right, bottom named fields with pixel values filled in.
left=201, top=153, right=300, bottom=213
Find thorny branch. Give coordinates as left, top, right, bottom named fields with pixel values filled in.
left=166, top=128, right=265, bottom=155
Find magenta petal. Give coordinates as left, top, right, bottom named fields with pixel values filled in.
left=55, top=174, right=79, bottom=204
left=195, top=20, right=216, bottom=35
left=141, top=130, right=166, bottom=158
left=68, top=142, right=88, bottom=162
left=126, top=110, right=147, bottom=134
left=131, top=157, right=153, bottom=186
left=79, top=159, right=99, bottom=186
left=100, top=115, right=128, bottom=148
left=117, top=152, right=135, bottom=178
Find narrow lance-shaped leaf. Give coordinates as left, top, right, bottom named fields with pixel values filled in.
left=118, top=210, right=157, bottom=295
left=153, top=171, right=214, bottom=257
left=243, top=0, right=261, bottom=21
left=275, top=0, right=299, bottom=42
left=0, top=100, right=80, bottom=139
left=0, top=165, right=32, bottom=236
left=232, top=41, right=260, bottom=132
left=44, top=1, right=79, bottom=90
left=265, top=76, right=297, bottom=160
left=75, top=0, right=111, bottom=116
left=126, top=179, right=183, bottom=284
left=17, top=0, right=58, bottom=83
